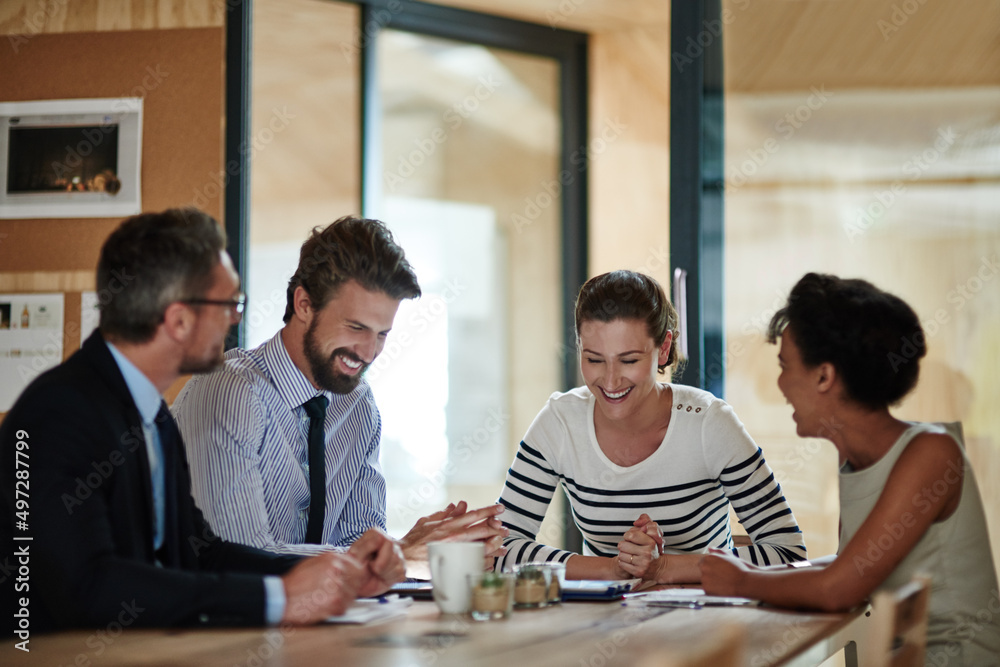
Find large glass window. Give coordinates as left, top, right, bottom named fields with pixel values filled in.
left=721, top=1, right=1000, bottom=562
left=369, top=29, right=564, bottom=537
left=247, top=1, right=585, bottom=547
left=247, top=0, right=361, bottom=346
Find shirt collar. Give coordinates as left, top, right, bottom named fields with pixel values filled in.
left=106, top=341, right=163, bottom=427
left=262, top=331, right=331, bottom=410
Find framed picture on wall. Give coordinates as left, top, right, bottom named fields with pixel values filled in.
left=0, top=98, right=143, bottom=219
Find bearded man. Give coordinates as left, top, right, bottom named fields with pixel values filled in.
left=174, top=216, right=505, bottom=578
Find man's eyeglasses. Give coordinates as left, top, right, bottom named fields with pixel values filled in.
left=182, top=293, right=246, bottom=317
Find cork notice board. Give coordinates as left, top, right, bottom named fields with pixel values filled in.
left=0, top=27, right=225, bottom=363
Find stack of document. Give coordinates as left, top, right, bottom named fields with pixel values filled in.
left=562, top=579, right=639, bottom=601
left=627, top=588, right=760, bottom=608
left=325, top=595, right=414, bottom=624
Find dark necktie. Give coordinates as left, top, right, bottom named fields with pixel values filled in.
left=302, top=395, right=329, bottom=544
left=154, top=401, right=180, bottom=566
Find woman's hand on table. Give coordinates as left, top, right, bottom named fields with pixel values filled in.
left=633, top=513, right=664, bottom=555
left=616, top=522, right=662, bottom=581
left=698, top=548, right=751, bottom=596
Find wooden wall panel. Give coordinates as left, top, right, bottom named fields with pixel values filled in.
left=0, top=0, right=223, bottom=35
left=426, top=0, right=668, bottom=32
left=0, top=25, right=224, bottom=402
left=250, top=0, right=360, bottom=246
left=588, top=28, right=671, bottom=288
left=0, top=28, right=224, bottom=276
left=724, top=0, right=1000, bottom=91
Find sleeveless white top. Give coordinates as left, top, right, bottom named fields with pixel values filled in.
left=839, top=422, right=1000, bottom=665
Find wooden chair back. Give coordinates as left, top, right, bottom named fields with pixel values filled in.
left=732, top=533, right=752, bottom=548
left=865, top=575, right=931, bottom=667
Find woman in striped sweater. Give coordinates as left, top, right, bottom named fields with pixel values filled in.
left=496, top=270, right=807, bottom=583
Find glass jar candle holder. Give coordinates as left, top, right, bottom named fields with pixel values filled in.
left=531, top=562, right=565, bottom=604
left=468, top=572, right=514, bottom=621
left=512, top=563, right=552, bottom=609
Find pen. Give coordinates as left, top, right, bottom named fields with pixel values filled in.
left=378, top=594, right=400, bottom=604
left=648, top=601, right=703, bottom=609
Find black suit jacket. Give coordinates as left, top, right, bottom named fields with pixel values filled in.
left=0, top=331, right=300, bottom=632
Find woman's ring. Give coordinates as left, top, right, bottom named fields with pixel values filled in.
left=628, top=554, right=633, bottom=564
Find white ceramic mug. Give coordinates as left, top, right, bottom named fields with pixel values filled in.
left=428, top=541, right=485, bottom=614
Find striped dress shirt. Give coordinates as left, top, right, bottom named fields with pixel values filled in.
left=496, top=384, right=807, bottom=571
left=173, top=331, right=386, bottom=556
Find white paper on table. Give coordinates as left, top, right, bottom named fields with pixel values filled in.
left=325, top=596, right=413, bottom=624
left=627, top=588, right=760, bottom=607
left=0, top=293, right=64, bottom=411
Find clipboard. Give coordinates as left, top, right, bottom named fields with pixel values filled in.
left=561, top=580, right=635, bottom=601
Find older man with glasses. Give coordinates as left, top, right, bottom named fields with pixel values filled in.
left=0, top=208, right=403, bottom=635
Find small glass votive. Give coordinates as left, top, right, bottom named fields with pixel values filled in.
left=468, top=572, right=514, bottom=621
left=531, top=562, right=565, bottom=604
left=512, top=563, right=552, bottom=609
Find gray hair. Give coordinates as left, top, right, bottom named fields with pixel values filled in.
left=97, top=207, right=226, bottom=343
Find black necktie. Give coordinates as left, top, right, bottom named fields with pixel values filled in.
left=154, top=401, right=180, bottom=566
left=302, top=395, right=329, bottom=544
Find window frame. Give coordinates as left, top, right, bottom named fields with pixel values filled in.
left=226, top=0, right=590, bottom=550
left=669, top=0, right=726, bottom=396
left=356, top=0, right=589, bottom=395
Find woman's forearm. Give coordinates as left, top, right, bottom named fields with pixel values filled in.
left=653, top=553, right=703, bottom=584
left=565, top=554, right=625, bottom=580
left=732, top=565, right=859, bottom=612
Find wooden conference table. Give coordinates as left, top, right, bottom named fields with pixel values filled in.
left=4, top=596, right=868, bottom=667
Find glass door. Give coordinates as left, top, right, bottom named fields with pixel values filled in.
left=368, top=28, right=565, bottom=537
